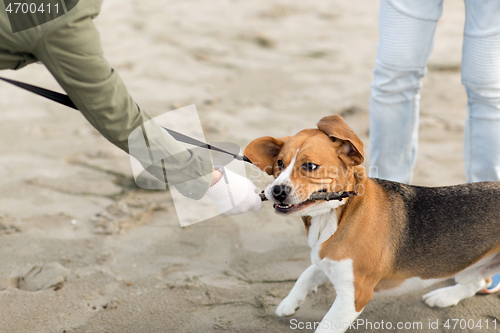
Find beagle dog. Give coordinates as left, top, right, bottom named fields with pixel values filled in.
left=244, top=115, right=500, bottom=333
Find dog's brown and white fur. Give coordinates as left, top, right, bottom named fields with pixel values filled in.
left=244, top=115, right=500, bottom=333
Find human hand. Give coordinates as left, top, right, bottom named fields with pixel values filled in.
left=206, top=167, right=262, bottom=215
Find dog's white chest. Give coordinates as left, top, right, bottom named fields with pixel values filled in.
left=308, top=212, right=338, bottom=266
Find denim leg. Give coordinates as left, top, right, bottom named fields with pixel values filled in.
left=369, top=0, right=441, bottom=184
left=462, top=31, right=500, bottom=182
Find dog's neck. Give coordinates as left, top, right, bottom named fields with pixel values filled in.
left=307, top=206, right=341, bottom=248
left=303, top=165, right=368, bottom=248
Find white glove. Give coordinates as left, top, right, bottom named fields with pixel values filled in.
left=206, top=167, right=262, bottom=216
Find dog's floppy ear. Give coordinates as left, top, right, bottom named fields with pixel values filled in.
left=244, top=136, right=288, bottom=175
left=317, top=115, right=364, bottom=166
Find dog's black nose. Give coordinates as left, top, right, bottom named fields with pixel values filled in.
left=272, top=185, right=292, bottom=202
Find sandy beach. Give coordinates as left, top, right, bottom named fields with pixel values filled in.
left=1, top=0, right=499, bottom=332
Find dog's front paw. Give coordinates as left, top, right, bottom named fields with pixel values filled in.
left=275, top=296, right=302, bottom=317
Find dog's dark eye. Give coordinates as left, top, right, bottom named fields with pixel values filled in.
left=277, top=160, right=284, bottom=170
left=302, top=162, right=319, bottom=171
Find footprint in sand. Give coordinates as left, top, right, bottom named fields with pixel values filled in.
left=10, top=262, right=69, bottom=291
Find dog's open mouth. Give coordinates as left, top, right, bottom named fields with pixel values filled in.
left=273, top=200, right=315, bottom=215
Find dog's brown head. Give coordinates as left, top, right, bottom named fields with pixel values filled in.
left=244, top=115, right=364, bottom=215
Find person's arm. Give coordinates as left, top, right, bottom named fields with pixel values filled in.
left=31, top=5, right=262, bottom=215
left=32, top=5, right=213, bottom=199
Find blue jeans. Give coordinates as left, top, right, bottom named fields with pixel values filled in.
left=369, top=0, right=500, bottom=183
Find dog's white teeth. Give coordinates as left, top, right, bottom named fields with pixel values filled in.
left=277, top=204, right=292, bottom=208
left=275, top=203, right=302, bottom=209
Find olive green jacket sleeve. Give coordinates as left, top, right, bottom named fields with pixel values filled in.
left=0, top=0, right=212, bottom=199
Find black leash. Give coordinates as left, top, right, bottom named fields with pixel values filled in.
left=0, top=76, right=252, bottom=164
left=0, top=77, right=360, bottom=202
